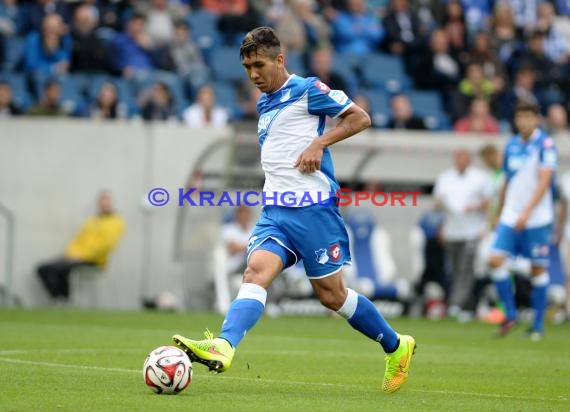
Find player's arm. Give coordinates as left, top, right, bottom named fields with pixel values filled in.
left=514, top=168, right=554, bottom=230
left=295, top=105, right=370, bottom=173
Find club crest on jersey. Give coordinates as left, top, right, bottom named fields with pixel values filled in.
left=314, top=80, right=330, bottom=93
left=315, top=248, right=329, bottom=264
left=329, top=244, right=341, bottom=262
left=280, top=88, right=291, bottom=102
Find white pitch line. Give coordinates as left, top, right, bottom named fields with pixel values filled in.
left=0, top=357, right=567, bottom=403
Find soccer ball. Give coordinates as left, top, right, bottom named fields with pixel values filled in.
left=143, top=346, right=192, bottom=394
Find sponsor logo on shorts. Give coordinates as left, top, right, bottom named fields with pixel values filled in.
left=329, top=244, right=340, bottom=262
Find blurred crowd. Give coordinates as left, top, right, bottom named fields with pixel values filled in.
left=0, top=0, right=569, bottom=132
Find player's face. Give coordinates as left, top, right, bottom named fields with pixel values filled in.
left=515, top=111, right=539, bottom=138
left=242, top=50, right=284, bottom=94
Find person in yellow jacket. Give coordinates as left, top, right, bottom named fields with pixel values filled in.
left=37, top=190, right=125, bottom=302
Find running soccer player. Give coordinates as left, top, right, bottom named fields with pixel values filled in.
left=489, top=101, right=558, bottom=340
left=172, top=27, right=416, bottom=393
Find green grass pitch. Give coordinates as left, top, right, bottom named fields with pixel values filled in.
left=0, top=309, right=569, bottom=411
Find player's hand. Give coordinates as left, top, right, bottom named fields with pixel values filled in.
left=294, top=140, right=324, bottom=174
left=514, top=210, right=530, bottom=231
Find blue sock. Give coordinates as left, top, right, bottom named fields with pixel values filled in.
left=337, top=289, right=399, bottom=353
left=218, top=283, right=266, bottom=347
left=492, top=266, right=517, bottom=321
left=530, top=272, right=549, bottom=333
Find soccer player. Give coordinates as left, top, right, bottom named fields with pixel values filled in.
left=489, top=101, right=558, bottom=340
left=172, top=27, right=416, bottom=393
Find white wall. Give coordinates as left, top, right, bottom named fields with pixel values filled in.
left=2, top=119, right=569, bottom=308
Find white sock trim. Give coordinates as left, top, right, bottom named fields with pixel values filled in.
left=236, top=283, right=267, bottom=306
left=490, top=264, right=510, bottom=281
left=531, top=272, right=550, bottom=287
left=337, top=288, right=358, bottom=319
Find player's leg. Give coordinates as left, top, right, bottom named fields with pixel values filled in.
left=522, top=225, right=552, bottom=340
left=488, top=224, right=518, bottom=336
left=310, top=271, right=416, bottom=393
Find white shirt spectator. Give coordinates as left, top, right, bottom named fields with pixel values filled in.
left=182, top=104, right=229, bottom=127
left=221, top=222, right=252, bottom=274
left=434, top=166, right=493, bottom=241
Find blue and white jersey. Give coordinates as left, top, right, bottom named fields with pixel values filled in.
left=256, top=74, right=353, bottom=207
left=500, top=129, right=558, bottom=228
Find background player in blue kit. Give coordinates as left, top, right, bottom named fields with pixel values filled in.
left=172, top=27, right=416, bottom=393
left=489, top=102, right=558, bottom=341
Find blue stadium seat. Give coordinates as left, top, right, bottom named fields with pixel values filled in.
left=1, top=37, right=25, bottom=72
left=186, top=10, right=220, bottom=52
left=331, top=53, right=359, bottom=96
left=285, top=51, right=306, bottom=77
left=132, top=72, right=189, bottom=117
left=212, top=81, right=240, bottom=119
left=0, top=73, right=32, bottom=110
left=406, top=91, right=450, bottom=131
left=31, top=74, right=85, bottom=116
left=88, top=75, right=138, bottom=117
left=210, top=47, right=247, bottom=83
left=361, top=53, right=411, bottom=93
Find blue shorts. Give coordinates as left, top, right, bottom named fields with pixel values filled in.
left=491, top=223, right=552, bottom=267
left=247, top=203, right=351, bottom=278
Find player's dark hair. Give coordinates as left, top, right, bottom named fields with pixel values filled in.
left=239, top=27, right=281, bottom=60
left=514, top=100, right=540, bottom=115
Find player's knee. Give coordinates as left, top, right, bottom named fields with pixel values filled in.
left=317, top=288, right=348, bottom=311
left=242, top=264, right=273, bottom=288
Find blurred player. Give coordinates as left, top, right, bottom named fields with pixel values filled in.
left=172, top=27, right=416, bottom=393
left=489, top=102, right=558, bottom=340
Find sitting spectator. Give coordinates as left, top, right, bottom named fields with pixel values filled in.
left=536, top=1, right=568, bottom=64
left=459, top=0, right=494, bottom=36
left=25, top=0, right=71, bottom=33
left=382, top=0, right=423, bottom=72
left=221, top=205, right=253, bottom=275
left=202, top=0, right=261, bottom=46
left=136, top=0, right=184, bottom=47
left=502, top=0, right=539, bottom=33
left=69, top=3, right=110, bottom=74
left=413, top=29, right=461, bottom=93
left=36, top=190, right=125, bottom=303
left=467, top=31, right=507, bottom=92
left=330, top=0, right=384, bottom=55
left=545, top=103, right=569, bottom=137
left=386, top=94, right=428, bottom=130
left=182, top=85, right=229, bottom=127
left=442, top=0, right=468, bottom=62
left=140, top=81, right=177, bottom=122
left=27, top=79, right=66, bottom=117
left=451, top=61, right=499, bottom=121
left=454, top=98, right=500, bottom=134
left=0, top=81, right=23, bottom=117
left=111, top=13, right=156, bottom=78
left=517, top=30, right=562, bottom=90
left=240, top=84, right=262, bottom=122
left=24, top=13, right=72, bottom=75
left=165, top=20, right=210, bottom=90
left=501, top=65, right=539, bottom=123
left=89, top=82, right=127, bottom=120
left=275, top=0, right=331, bottom=53
left=490, top=3, right=522, bottom=65
left=308, top=47, right=348, bottom=93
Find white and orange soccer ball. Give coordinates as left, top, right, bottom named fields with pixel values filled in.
left=143, top=346, right=192, bottom=394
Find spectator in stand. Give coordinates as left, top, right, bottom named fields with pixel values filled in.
left=0, top=81, right=23, bottom=117
left=274, top=0, right=331, bottom=54
left=386, top=94, right=428, bottom=130
left=451, top=61, right=499, bottom=121
left=501, top=0, right=539, bottom=33
left=545, top=103, right=569, bottom=137
left=202, top=0, right=261, bottom=46
left=25, top=0, right=71, bottom=33
left=442, top=0, right=468, bottom=63
left=501, top=65, right=539, bottom=123
left=89, top=82, right=127, bottom=121
left=165, top=20, right=210, bottom=91
left=240, top=84, right=262, bottom=122
left=27, top=78, right=66, bottom=117
left=136, top=0, right=184, bottom=47
left=111, top=13, right=156, bottom=79
left=221, top=205, right=254, bottom=275
left=70, top=4, right=110, bottom=74
left=308, top=47, right=348, bottom=93
left=459, top=0, right=494, bottom=36
left=330, top=0, right=384, bottom=55
left=382, top=0, right=423, bottom=72
left=518, top=31, right=563, bottom=90
left=413, top=29, right=461, bottom=95
left=24, top=13, right=72, bottom=76
left=536, top=1, right=568, bottom=64
left=182, top=84, right=229, bottom=127
left=490, top=3, right=522, bottom=65
left=454, top=98, right=500, bottom=134
left=140, top=81, right=177, bottom=122
left=467, top=31, right=507, bottom=93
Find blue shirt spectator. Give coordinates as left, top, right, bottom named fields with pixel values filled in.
left=24, top=14, right=72, bottom=75
left=457, top=0, right=493, bottom=32
left=24, top=0, right=71, bottom=33
left=111, top=13, right=155, bottom=77
left=331, top=0, right=384, bottom=55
